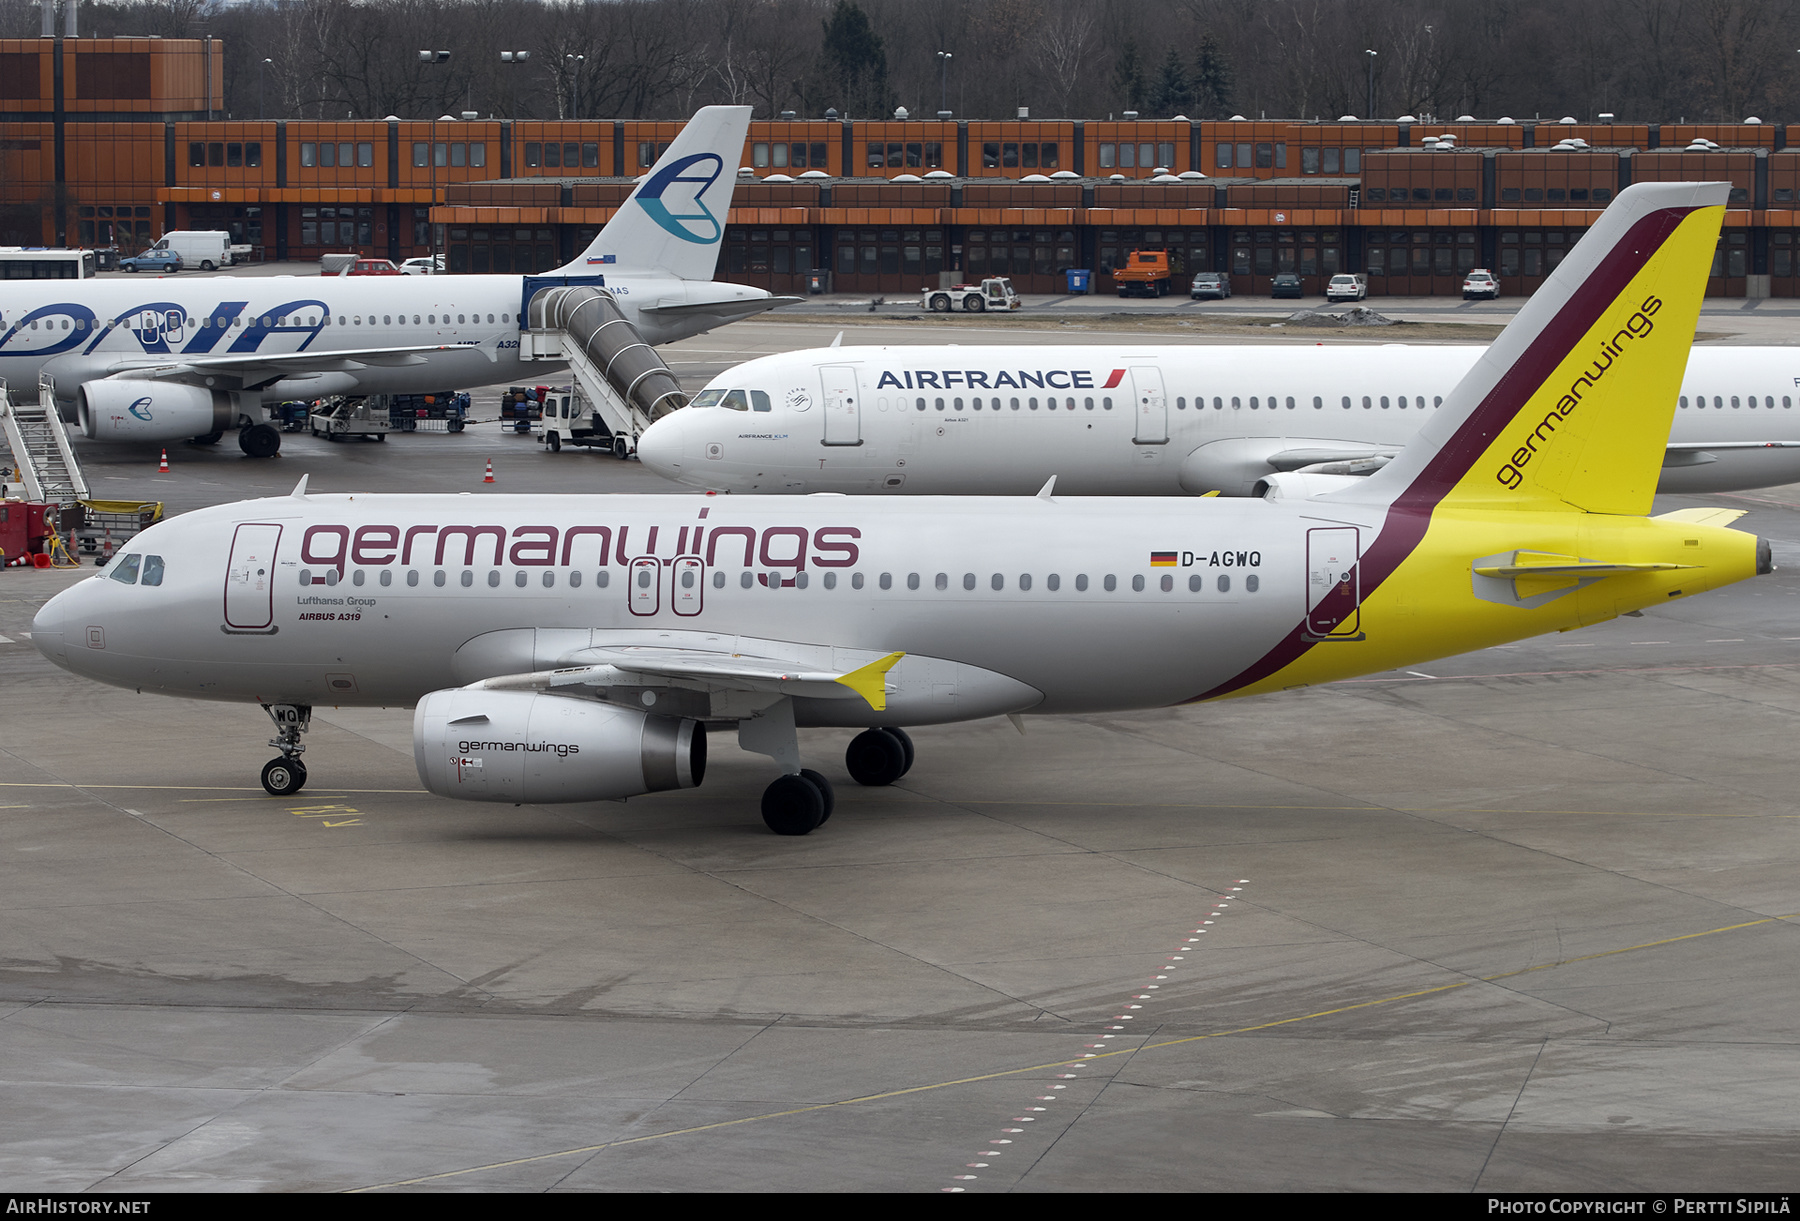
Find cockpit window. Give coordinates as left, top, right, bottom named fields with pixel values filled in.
left=689, top=389, right=725, bottom=408
left=751, top=390, right=772, bottom=412
left=720, top=390, right=749, bottom=411
left=141, top=555, right=165, bottom=587
left=109, top=554, right=141, bottom=584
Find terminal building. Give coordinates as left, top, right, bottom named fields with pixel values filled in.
left=1, top=34, right=1793, bottom=299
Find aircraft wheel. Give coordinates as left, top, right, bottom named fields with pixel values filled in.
left=845, top=728, right=907, bottom=787
left=929, top=293, right=951, bottom=313
left=548, top=432, right=561, bottom=452
left=239, top=424, right=281, bottom=458
left=800, top=768, right=836, bottom=823
left=762, top=773, right=826, bottom=836
left=192, top=431, right=222, bottom=445
left=887, top=727, right=915, bottom=777
left=261, top=757, right=306, bottom=796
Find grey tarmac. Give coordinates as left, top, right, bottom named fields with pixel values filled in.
left=1, top=317, right=1798, bottom=1192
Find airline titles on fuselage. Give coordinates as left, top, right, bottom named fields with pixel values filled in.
left=873, top=368, right=1122, bottom=391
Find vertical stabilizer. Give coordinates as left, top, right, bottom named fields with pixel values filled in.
left=555, top=105, right=752, bottom=281
left=1347, top=181, right=1728, bottom=516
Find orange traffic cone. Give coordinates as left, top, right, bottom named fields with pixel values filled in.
left=483, top=458, right=495, bottom=484
left=158, top=449, right=169, bottom=473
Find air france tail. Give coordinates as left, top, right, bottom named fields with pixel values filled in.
left=556, top=105, right=752, bottom=280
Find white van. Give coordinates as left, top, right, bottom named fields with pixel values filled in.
left=149, top=230, right=231, bottom=272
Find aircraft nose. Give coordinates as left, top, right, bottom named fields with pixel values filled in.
left=31, top=585, right=70, bottom=666
left=636, top=413, right=689, bottom=480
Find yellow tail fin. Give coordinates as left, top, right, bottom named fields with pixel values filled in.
left=1351, top=182, right=1728, bottom=516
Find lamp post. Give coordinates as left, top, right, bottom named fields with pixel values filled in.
left=500, top=51, right=529, bottom=120
left=420, top=52, right=450, bottom=265
left=565, top=53, right=584, bottom=121
left=258, top=58, right=272, bottom=121
left=936, top=51, right=952, bottom=117
left=1365, top=49, right=1377, bottom=120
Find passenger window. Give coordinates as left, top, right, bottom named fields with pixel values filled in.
left=110, top=554, right=141, bottom=584
left=750, top=390, right=772, bottom=412
left=720, top=390, right=749, bottom=411
left=141, top=555, right=165, bottom=586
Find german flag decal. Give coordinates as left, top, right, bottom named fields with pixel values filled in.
left=1150, top=551, right=1178, bottom=567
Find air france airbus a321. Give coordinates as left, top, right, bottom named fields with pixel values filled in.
left=635, top=322, right=1800, bottom=499
left=0, top=106, right=780, bottom=458
left=33, top=181, right=1771, bottom=836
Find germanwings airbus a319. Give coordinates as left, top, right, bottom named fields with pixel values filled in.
left=635, top=325, right=1800, bottom=498
left=33, top=181, right=1770, bottom=835
left=0, top=106, right=779, bottom=458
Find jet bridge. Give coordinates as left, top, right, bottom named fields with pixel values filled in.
left=520, top=286, right=688, bottom=449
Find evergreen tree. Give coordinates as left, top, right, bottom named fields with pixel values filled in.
left=1111, top=39, right=1144, bottom=112
left=1152, top=47, right=1191, bottom=117
left=816, top=0, right=890, bottom=119
left=1192, top=35, right=1233, bottom=119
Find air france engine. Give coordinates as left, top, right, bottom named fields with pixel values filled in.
left=413, top=688, right=706, bottom=803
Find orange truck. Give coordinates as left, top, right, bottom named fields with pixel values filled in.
left=1113, top=249, right=1172, bottom=297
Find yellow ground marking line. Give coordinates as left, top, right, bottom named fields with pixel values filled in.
left=349, top=909, right=1800, bottom=1192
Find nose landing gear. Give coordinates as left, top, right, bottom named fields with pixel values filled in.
left=260, top=703, right=311, bottom=796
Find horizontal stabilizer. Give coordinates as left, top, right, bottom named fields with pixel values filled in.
left=1472, top=551, right=1697, bottom=578
left=1653, top=506, right=1749, bottom=527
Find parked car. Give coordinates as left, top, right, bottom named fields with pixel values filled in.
left=1462, top=269, right=1501, bottom=300
left=119, top=249, right=182, bottom=273
left=1325, top=273, right=1368, bottom=302
left=1271, top=273, right=1304, bottom=299
left=399, top=255, right=443, bottom=276
left=348, top=258, right=402, bottom=276
left=1190, top=271, right=1231, bottom=300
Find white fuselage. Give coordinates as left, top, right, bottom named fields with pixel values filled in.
left=0, top=271, right=765, bottom=405
left=637, top=344, right=1800, bottom=496
left=32, top=491, right=1371, bottom=719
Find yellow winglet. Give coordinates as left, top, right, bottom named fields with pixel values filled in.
left=836, top=652, right=905, bottom=711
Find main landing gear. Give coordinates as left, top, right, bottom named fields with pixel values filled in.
left=844, top=727, right=913, bottom=787
left=740, top=699, right=918, bottom=836
left=239, top=423, right=282, bottom=458
left=260, top=703, right=311, bottom=796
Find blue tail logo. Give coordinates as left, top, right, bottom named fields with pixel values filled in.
left=635, top=153, right=726, bottom=245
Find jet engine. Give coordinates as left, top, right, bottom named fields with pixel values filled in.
left=77, top=380, right=234, bottom=442
left=414, top=688, right=706, bottom=803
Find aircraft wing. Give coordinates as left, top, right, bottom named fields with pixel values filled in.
left=473, top=644, right=906, bottom=711
left=636, top=296, right=804, bottom=321
left=1274, top=441, right=1797, bottom=480
left=98, top=343, right=471, bottom=390
left=1665, top=441, right=1800, bottom=450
